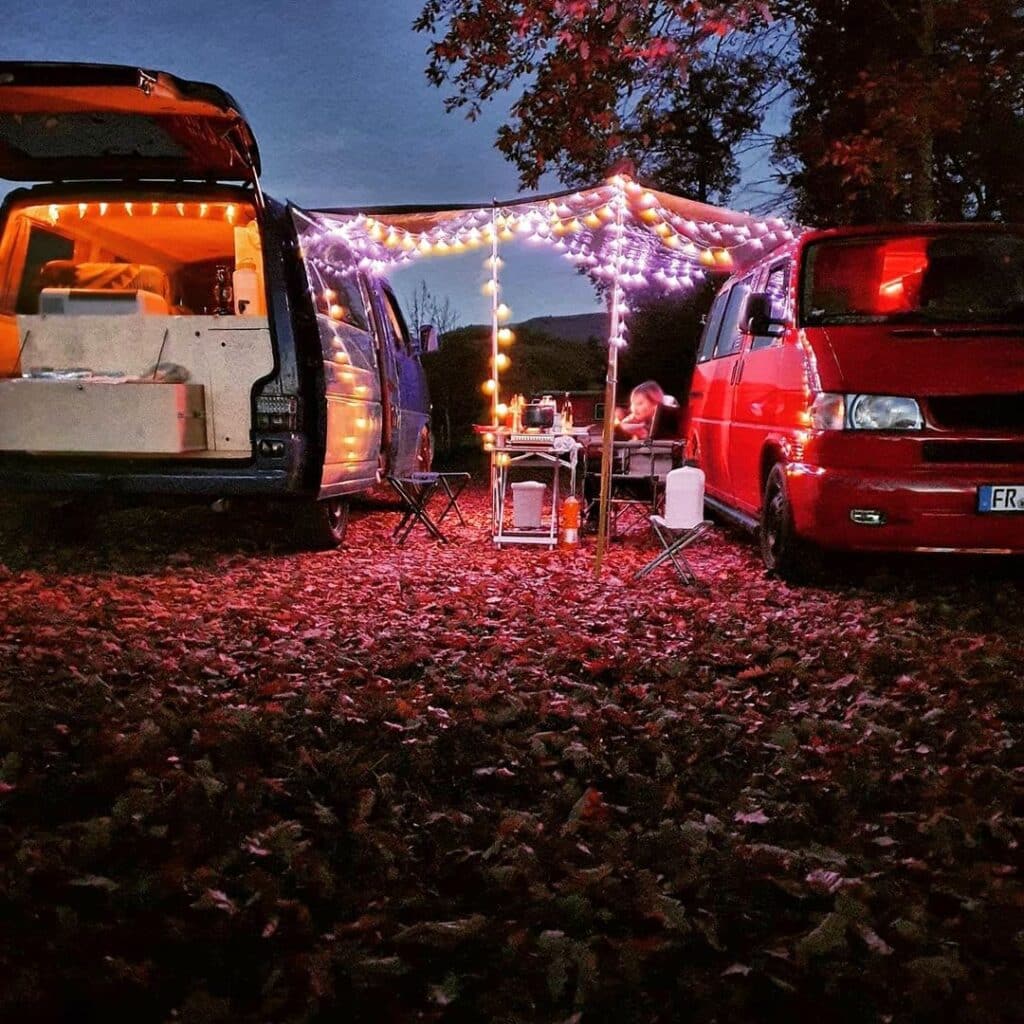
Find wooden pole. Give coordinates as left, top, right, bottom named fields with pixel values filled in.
left=593, top=184, right=627, bottom=576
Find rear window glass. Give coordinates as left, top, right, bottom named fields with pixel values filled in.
left=801, top=232, right=1024, bottom=325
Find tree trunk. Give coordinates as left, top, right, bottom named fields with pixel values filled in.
left=909, top=0, right=936, bottom=221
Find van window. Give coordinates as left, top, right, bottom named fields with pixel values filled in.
left=713, top=278, right=752, bottom=358
left=801, top=231, right=1024, bottom=325
left=697, top=290, right=728, bottom=362
left=750, top=261, right=790, bottom=351
left=15, top=225, right=75, bottom=314
left=380, top=288, right=412, bottom=355
left=307, top=259, right=369, bottom=333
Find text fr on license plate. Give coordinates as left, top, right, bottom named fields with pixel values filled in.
left=978, top=484, right=1024, bottom=513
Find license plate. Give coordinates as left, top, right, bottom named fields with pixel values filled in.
left=978, top=484, right=1024, bottom=513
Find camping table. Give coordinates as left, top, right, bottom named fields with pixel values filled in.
left=485, top=428, right=586, bottom=548
left=387, top=471, right=470, bottom=544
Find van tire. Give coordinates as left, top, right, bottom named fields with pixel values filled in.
left=760, top=464, right=819, bottom=582
left=298, top=497, right=350, bottom=550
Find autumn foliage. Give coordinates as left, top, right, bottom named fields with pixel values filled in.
left=0, top=487, right=1021, bottom=1022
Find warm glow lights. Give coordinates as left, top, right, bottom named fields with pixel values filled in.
left=298, top=174, right=796, bottom=450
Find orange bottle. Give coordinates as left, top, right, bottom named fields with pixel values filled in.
left=560, top=495, right=581, bottom=548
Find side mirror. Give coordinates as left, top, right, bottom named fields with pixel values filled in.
left=418, top=324, right=440, bottom=355
left=741, top=292, right=784, bottom=336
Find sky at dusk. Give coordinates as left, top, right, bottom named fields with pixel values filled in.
left=1, top=0, right=776, bottom=326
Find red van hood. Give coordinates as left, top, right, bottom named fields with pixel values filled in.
left=0, top=61, right=260, bottom=183
left=814, top=324, right=1024, bottom=396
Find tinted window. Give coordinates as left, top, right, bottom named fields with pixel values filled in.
left=713, top=279, right=752, bottom=358
left=697, top=290, right=728, bottom=362
left=801, top=231, right=1024, bottom=325
left=381, top=288, right=412, bottom=355
left=750, top=261, right=790, bottom=351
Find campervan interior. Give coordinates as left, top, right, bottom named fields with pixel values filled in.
left=0, top=196, right=274, bottom=457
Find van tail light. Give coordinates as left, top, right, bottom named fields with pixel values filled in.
left=255, top=394, right=298, bottom=431
left=809, top=392, right=846, bottom=430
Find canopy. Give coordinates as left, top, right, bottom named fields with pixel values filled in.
left=307, top=175, right=796, bottom=572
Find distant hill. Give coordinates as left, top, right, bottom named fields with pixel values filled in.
left=515, top=312, right=607, bottom=343
left=455, top=312, right=606, bottom=344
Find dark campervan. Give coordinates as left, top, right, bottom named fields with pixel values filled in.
left=0, top=61, right=434, bottom=547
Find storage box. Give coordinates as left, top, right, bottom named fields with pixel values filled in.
left=0, top=379, right=207, bottom=453
left=511, top=480, right=546, bottom=529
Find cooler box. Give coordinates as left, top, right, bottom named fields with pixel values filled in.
left=0, top=379, right=207, bottom=453
left=511, top=480, right=546, bottom=529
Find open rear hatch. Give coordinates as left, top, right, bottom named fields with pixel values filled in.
left=0, top=62, right=260, bottom=183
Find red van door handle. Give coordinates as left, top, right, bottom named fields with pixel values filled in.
left=689, top=390, right=703, bottom=399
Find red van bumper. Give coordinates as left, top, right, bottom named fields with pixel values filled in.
left=786, top=463, right=1024, bottom=553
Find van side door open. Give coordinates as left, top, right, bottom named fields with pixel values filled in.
left=371, top=282, right=430, bottom=478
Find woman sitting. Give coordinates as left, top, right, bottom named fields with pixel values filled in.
left=617, top=380, right=682, bottom=441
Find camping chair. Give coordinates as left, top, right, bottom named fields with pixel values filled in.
left=634, top=466, right=712, bottom=585
left=607, top=440, right=680, bottom=537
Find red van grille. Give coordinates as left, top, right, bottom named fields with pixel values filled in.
left=927, top=394, right=1024, bottom=431
left=922, top=441, right=1024, bottom=464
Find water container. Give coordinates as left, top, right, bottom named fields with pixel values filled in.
left=511, top=480, right=546, bottom=529
left=663, top=466, right=704, bottom=529
left=233, top=264, right=262, bottom=316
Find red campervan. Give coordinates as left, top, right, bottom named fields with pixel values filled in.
left=687, top=224, right=1024, bottom=579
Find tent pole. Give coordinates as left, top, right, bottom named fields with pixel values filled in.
left=594, top=183, right=626, bottom=576
left=489, top=202, right=500, bottom=425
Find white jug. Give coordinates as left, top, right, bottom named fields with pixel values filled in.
left=664, top=466, right=705, bottom=529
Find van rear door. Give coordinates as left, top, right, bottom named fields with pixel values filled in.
left=0, top=61, right=259, bottom=183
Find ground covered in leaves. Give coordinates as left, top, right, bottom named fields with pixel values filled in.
left=0, top=485, right=1021, bottom=1023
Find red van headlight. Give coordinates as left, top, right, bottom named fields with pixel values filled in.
left=809, top=393, right=923, bottom=431
left=847, top=395, right=923, bottom=431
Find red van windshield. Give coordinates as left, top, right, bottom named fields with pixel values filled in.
left=801, top=231, right=1024, bottom=325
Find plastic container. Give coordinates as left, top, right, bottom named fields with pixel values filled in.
left=511, top=480, right=546, bottom=529
left=233, top=262, right=262, bottom=316
left=663, top=466, right=705, bottom=529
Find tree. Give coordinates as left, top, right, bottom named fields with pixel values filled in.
left=416, top=0, right=1024, bottom=225
left=775, top=0, right=1024, bottom=223
left=618, top=282, right=717, bottom=402
left=414, top=0, right=778, bottom=196
left=406, top=280, right=463, bottom=453
left=406, top=279, right=461, bottom=337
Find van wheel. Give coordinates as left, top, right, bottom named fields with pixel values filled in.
left=416, top=427, right=434, bottom=473
left=298, top=498, right=350, bottom=550
left=760, top=464, right=818, bottom=582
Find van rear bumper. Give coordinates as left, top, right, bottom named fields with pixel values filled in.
left=787, top=463, right=1024, bottom=553
left=0, top=437, right=311, bottom=498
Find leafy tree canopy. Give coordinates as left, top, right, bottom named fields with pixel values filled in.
left=414, top=1, right=778, bottom=201
left=416, top=0, right=1024, bottom=224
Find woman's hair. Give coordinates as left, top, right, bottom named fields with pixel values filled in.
left=631, top=380, right=665, bottom=406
